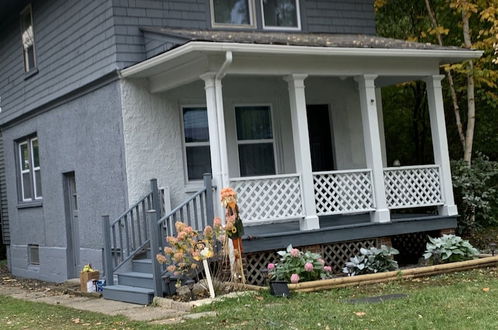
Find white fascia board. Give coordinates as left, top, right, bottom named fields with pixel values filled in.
left=121, top=41, right=483, bottom=78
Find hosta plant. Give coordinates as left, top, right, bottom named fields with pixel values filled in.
left=423, top=234, right=479, bottom=264
left=267, top=245, right=333, bottom=283
left=343, top=245, right=399, bottom=276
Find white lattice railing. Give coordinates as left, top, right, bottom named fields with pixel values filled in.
left=384, top=165, right=443, bottom=209
left=229, top=173, right=304, bottom=225
left=313, top=169, right=375, bottom=216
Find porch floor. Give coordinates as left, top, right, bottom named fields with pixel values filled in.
left=242, top=213, right=457, bottom=253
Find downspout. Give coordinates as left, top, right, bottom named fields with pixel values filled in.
left=214, top=51, right=233, bottom=189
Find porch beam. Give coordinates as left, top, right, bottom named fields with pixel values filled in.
left=425, top=75, right=458, bottom=216
left=284, top=74, right=320, bottom=231
left=356, top=74, right=390, bottom=223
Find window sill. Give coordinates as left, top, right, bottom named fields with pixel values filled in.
left=17, top=200, right=43, bottom=209
left=24, top=67, right=39, bottom=80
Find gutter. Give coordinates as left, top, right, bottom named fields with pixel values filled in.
left=121, top=41, right=483, bottom=78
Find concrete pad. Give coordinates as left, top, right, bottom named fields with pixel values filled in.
left=34, top=295, right=89, bottom=306
left=117, top=306, right=184, bottom=321
left=182, top=311, right=217, bottom=320
left=64, top=298, right=142, bottom=315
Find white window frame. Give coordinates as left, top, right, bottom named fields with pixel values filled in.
left=234, top=104, right=278, bottom=177
left=180, top=105, right=211, bottom=184
left=260, top=0, right=302, bottom=31
left=210, top=0, right=256, bottom=29
left=20, top=4, right=37, bottom=72
left=17, top=135, right=41, bottom=202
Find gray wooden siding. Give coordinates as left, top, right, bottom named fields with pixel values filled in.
left=305, top=0, right=376, bottom=34
left=0, top=0, right=118, bottom=125
left=0, top=131, right=9, bottom=245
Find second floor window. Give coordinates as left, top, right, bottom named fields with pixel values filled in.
left=211, top=0, right=254, bottom=27
left=262, top=0, right=301, bottom=30
left=20, top=5, right=36, bottom=73
left=18, top=135, right=42, bottom=202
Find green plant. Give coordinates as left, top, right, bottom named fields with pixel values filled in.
left=452, top=154, right=498, bottom=235
left=343, top=245, right=399, bottom=276
left=423, top=234, right=479, bottom=264
left=268, top=245, right=333, bottom=283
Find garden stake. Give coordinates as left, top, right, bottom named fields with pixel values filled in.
left=203, top=259, right=216, bottom=298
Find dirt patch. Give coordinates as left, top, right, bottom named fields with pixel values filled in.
left=0, top=262, right=77, bottom=296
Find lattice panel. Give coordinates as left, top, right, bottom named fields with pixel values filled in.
left=322, top=239, right=376, bottom=271
left=391, top=231, right=439, bottom=265
left=245, top=251, right=279, bottom=286
left=243, top=239, right=376, bottom=285
left=384, top=166, right=443, bottom=209
left=313, top=170, right=375, bottom=216
left=230, top=175, right=304, bottom=223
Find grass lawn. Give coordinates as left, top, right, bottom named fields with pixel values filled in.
left=1, top=268, right=498, bottom=329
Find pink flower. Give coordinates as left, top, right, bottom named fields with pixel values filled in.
left=290, top=248, right=300, bottom=257
left=324, top=266, right=332, bottom=272
left=318, top=258, right=325, bottom=265
left=267, top=263, right=275, bottom=271
left=290, top=274, right=300, bottom=284
left=304, top=262, right=314, bottom=272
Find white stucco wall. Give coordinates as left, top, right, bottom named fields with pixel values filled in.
left=121, top=76, right=371, bottom=207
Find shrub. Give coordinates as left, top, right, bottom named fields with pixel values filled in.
left=452, top=154, right=498, bottom=235
left=423, top=234, right=479, bottom=264
left=268, top=245, right=333, bottom=283
left=343, top=245, right=399, bottom=276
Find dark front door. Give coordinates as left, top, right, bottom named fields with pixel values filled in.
left=64, top=172, right=79, bottom=278
left=307, top=104, right=335, bottom=172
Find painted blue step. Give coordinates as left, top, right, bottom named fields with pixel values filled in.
left=103, top=285, right=154, bottom=305
left=118, top=272, right=153, bottom=289
left=132, top=259, right=152, bottom=273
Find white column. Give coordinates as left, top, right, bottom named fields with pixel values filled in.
left=356, top=75, right=390, bottom=223
left=214, top=79, right=230, bottom=188
left=425, top=75, right=458, bottom=216
left=375, top=88, right=388, bottom=167
left=200, top=73, right=223, bottom=217
left=284, top=74, right=320, bottom=230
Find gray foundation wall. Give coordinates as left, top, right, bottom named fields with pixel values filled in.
left=4, top=81, right=128, bottom=282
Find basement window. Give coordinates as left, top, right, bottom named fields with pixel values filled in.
left=20, top=4, right=37, bottom=74
left=28, top=244, right=40, bottom=266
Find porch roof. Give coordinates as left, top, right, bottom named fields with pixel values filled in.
left=141, top=27, right=470, bottom=52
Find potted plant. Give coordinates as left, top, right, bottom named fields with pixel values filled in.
left=267, top=245, right=333, bottom=296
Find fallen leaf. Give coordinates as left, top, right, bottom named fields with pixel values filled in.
left=483, top=288, right=490, bottom=292
left=255, top=296, right=264, bottom=301
left=355, top=312, right=366, bottom=317
left=71, top=318, right=81, bottom=324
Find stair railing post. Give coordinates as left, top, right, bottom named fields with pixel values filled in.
left=203, top=173, right=215, bottom=226
left=150, top=178, right=163, bottom=247
left=102, top=215, right=114, bottom=286
left=147, top=209, right=163, bottom=297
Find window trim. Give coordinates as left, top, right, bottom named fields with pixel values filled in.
left=210, top=0, right=256, bottom=29
left=20, top=4, right=37, bottom=73
left=234, top=104, right=278, bottom=177
left=180, top=105, right=211, bottom=184
left=16, top=135, right=42, bottom=203
left=260, top=0, right=302, bottom=31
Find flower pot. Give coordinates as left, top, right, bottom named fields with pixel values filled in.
left=162, top=274, right=178, bottom=296
left=269, top=280, right=290, bottom=297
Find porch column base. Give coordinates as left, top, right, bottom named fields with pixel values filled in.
left=300, top=215, right=320, bottom=231
left=370, top=208, right=390, bottom=223
left=438, top=204, right=458, bottom=217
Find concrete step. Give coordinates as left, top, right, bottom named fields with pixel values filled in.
left=118, top=272, right=153, bottom=289
left=132, top=259, right=152, bottom=273
left=103, top=285, right=154, bottom=305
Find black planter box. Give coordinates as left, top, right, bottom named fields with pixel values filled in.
left=269, top=281, right=290, bottom=297
left=162, top=275, right=178, bottom=296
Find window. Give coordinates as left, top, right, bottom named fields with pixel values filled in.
left=261, top=0, right=301, bottom=30
left=211, top=0, right=255, bottom=27
left=28, top=244, right=40, bottom=266
left=235, top=105, right=276, bottom=176
left=18, top=136, right=42, bottom=202
left=182, top=107, right=212, bottom=181
left=20, top=5, right=36, bottom=73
